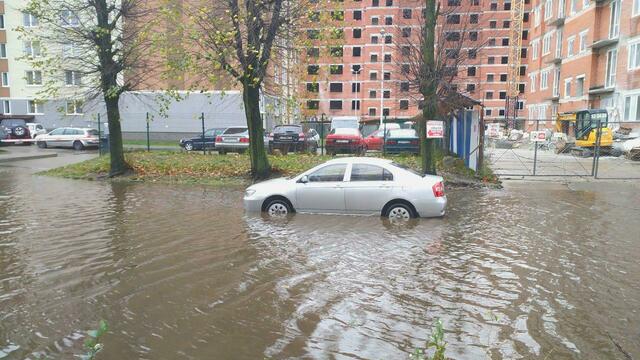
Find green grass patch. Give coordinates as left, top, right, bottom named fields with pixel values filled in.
left=41, top=150, right=497, bottom=186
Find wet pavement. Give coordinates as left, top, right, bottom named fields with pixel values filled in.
left=1, top=156, right=640, bottom=359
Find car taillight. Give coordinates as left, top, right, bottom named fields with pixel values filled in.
left=411, top=140, right=419, bottom=145
left=268, top=132, right=274, bottom=139
left=386, top=140, right=397, bottom=145
left=216, top=136, right=223, bottom=142
left=298, top=132, right=305, bottom=140
left=240, top=137, right=250, bottom=143
left=432, top=181, right=445, bottom=197
left=326, top=138, right=334, bottom=144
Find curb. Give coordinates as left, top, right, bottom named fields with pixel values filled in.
left=0, top=153, right=58, bottom=163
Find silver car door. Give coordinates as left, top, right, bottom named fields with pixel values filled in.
left=344, top=164, right=394, bottom=213
left=295, top=164, right=347, bottom=213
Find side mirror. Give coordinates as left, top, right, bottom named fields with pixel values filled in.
left=299, top=175, right=309, bottom=184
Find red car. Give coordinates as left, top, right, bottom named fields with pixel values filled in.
left=325, top=128, right=365, bottom=156
left=363, top=129, right=385, bottom=151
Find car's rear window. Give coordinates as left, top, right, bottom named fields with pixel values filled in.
left=86, top=129, right=99, bottom=136
left=273, top=126, right=302, bottom=133
left=388, top=129, right=417, bottom=138
left=224, top=127, right=248, bottom=135
left=1, top=120, right=27, bottom=127
left=391, top=162, right=423, bottom=177
left=331, top=128, right=360, bottom=136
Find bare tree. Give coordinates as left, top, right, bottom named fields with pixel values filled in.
left=20, top=0, right=156, bottom=176
left=396, top=0, right=487, bottom=174
left=160, top=0, right=307, bottom=179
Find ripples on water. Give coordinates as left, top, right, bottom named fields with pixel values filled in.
left=1, top=167, right=639, bottom=359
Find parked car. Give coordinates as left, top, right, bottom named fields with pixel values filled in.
left=363, top=123, right=402, bottom=151
left=35, top=127, right=99, bottom=150
left=268, top=125, right=319, bottom=154
left=179, top=128, right=226, bottom=151
left=325, top=128, right=365, bottom=156
left=0, top=119, right=32, bottom=144
left=243, top=157, right=447, bottom=219
left=215, top=126, right=250, bottom=154
left=384, top=129, right=420, bottom=154
left=0, top=127, right=9, bottom=145
left=330, top=116, right=359, bottom=130
left=26, top=123, right=47, bottom=138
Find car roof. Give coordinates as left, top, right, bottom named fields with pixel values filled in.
left=324, top=157, right=393, bottom=166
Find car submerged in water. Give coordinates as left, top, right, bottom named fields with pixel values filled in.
left=243, top=157, right=446, bottom=220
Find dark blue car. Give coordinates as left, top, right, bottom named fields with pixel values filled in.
left=384, top=129, right=420, bottom=154
left=179, top=128, right=226, bottom=151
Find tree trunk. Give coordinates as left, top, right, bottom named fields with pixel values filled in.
left=105, top=95, right=128, bottom=177
left=421, top=0, right=438, bottom=175
left=242, top=82, right=270, bottom=179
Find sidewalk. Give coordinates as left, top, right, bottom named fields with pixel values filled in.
left=0, top=146, right=58, bottom=163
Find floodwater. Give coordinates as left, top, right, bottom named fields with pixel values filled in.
left=1, top=164, right=639, bottom=359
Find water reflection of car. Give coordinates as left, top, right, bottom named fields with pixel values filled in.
left=244, top=157, right=446, bottom=220
left=325, top=128, right=365, bottom=156
left=384, top=129, right=420, bottom=154
left=35, top=127, right=99, bottom=150
left=268, top=124, right=319, bottom=154
left=179, top=128, right=226, bottom=151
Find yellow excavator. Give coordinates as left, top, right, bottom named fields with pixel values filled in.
left=555, top=109, right=614, bottom=157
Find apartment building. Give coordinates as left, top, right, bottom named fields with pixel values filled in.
left=298, top=0, right=530, bottom=124
left=525, top=0, right=640, bottom=125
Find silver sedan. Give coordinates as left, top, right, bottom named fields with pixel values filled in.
left=243, top=157, right=447, bottom=220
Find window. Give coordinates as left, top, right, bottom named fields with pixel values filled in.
left=623, top=94, right=640, bottom=121
left=545, top=0, right=553, bottom=19
left=446, top=14, right=460, bottom=24
left=634, top=0, right=640, bottom=17
left=446, top=32, right=461, bottom=41
left=352, top=82, right=361, bottom=92
left=353, top=28, right=362, bottom=38
left=499, top=91, right=506, bottom=99
left=0, top=15, right=4, bottom=29
left=370, top=53, right=378, bottom=62
left=385, top=0, right=393, bottom=6
left=309, top=11, right=320, bottom=21
left=470, top=14, right=478, bottom=23
left=540, top=69, right=549, bottom=89
left=308, top=164, right=347, bottom=182
left=383, top=72, right=391, bottom=80
left=329, top=65, right=343, bottom=75
left=470, top=32, right=478, bottom=41
left=26, top=70, right=43, bottom=85
left=500, top=74, right=508, bottom=82
left=383, top=90, right=391, bottom=99
left=66, top=100, right=83, bottom=115
left=402, top=28, right=411, bottom=38
left=555, top=28, right=563, bottom=58
left=504, top=1, right=512, bottom=10
left=384, top=35, right=392, bottom=44
left=502, top=38, right=510, bottom=46
left=384, top=54, right=391, bottom=62
left=609, top=0, right=620, bottom=39
left=65, top=70, right=82, bottom=86
left=583, top=0, right=589, bottom=9
left=307, top=65, right=319, bottom=75
left=467, top=66, right=476, bottom=76
left=485, top=109, right=492, bottom=116
left=605, top=49, right=617, bottom=88
left=570, top=0, right=577, bottom=14
left=489, top=38, right=496, bottom=46
left=534, top=6, right=540, bottom=26
left=399, top=100, right=409, bottom=110
left=531, top=39, right=539, bottom=60
left=307, top=83, right=319, bottom=92
left=329, top=100, right=342, bottom=110
left=401, top=46, right=411, bottom=56
left=371, top=16, right=379, bottom=25
left=385, top=16, right=393, bottom=25
left=371, top=35, right=379, bottom=44
left=400, top=82, right=409, bottom=92
left=369, top=108, right=376, bottom=116
left=383, top=108, right=390, bottom=116
left=61, top=10, right=80, bottom=27
left=350, top=164, right=393, bottom=181
left=558, top=0, right=565, bottom=17
left=403, top=8, right=412, bottom=19
left=1, top=73, right=8, bottom=87
left=485, top=91, right=493, bottom=99
left=353, top=10, right=362, bottom=20
left=351, top=100, right=361, bottom=110
left=370, top=71, right=377, bottom=80
left=23, top=13, right=39, bottom=27
left=490, top=20, right=497, bottom=29
left=542, top=33, right=552, bottom=55
left=352, top=64, right=361, bottom=74
left=579, top=30, right=588, bottom=53
left=553, top=68, right=560, bottom=96
left=490, top=2, right=498, bottom=10
left=353, top=47, right=361, bottom=57
left=307, top=29, right=319, bottom=39
left=369, top=90, right=377, bottom=98
left=329, top=47, right=343, bottom=57
left=576, top=76, right=584, bottom=96
left=504, top=20, right=511, bottom=28
left=530, top=72, right=537, bottom=92
left=307, top=47, right=319, bottom=57
left=487, top=74, right=494, bottom=82
left=330, top=10, right=344, bottom=21
left=567, top=36, right=575, bottom=57
left=0, top=44, right=6, bottom=58
left=564, top=78, right=572, bottom=98
left=28, top=100, right=43, bottom=114
left=329, top=83, right=343, bottom=92
left=628, top=39, right=640, bottom=70
left=23, top=41, right=41, bottom=58
left=2, top=100, right=10, bottom=114
left=466, top=84, right=476, bottom=92
left=307, top=100, right=319, bottom=109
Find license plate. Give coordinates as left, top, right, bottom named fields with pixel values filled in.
left=225, top=137, right=239, bottom=142
left=280, top=136, right=292, bottom=140
left=399, top=141, right=410, bottom=144
left=336, top=140, right=349, bottom=143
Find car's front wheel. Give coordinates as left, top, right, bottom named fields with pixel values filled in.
left=184, top=142, right=194, bottom=151
left=264, top=198, right=292, bottom=217
left=37, top=141, right=47, bottom=149
left=73, top=141, right=85, bottom=151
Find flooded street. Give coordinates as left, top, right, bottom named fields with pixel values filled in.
left=1, top=163, right=639, bottom=359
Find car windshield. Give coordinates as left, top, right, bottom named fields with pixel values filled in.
left=273, top=126, right=302, bottom=133
left=224, top=127, right=248, bottom=135
left=388, top=129, right=418, bottom=138
left=391, top=162, right=423, bottom=177
left=1, top=119, right=27, bottom=127
left=331, top=128, right=360, bottom=136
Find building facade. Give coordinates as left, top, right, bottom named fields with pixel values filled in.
left=524, top=0, right=640, bottom=127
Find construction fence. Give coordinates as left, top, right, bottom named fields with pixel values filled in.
left=484, top=119, right=640, bottom=179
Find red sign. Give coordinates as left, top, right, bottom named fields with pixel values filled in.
left=426, top=121, right=444, bottom=138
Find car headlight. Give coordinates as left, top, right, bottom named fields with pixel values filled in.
left=245, top=189, right=256, bottom=197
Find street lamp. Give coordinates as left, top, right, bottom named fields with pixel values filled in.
left=379, top=28, right=386, bottom=130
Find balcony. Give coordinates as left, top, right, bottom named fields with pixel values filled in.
left=590, top=38, right=619, bottom=50
left=588, top=86, right=615, bottom=95
left=548, top=16, right=565, bottom=27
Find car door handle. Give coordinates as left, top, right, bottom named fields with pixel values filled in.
left=334, top=184, right=343, bottom=188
